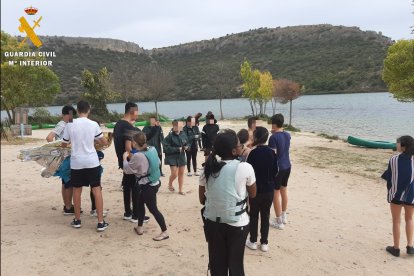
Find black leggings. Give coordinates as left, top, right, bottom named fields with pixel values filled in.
left=137, top=184, right=167, bottom=231
left=122, top=173, right=138, bottom=217
left=158, top=153, right=163, bottom=174
left=185, top=148, right=198, bottom=173
left=205, top=219, right=249, bottom=276
left=248, top=192, right=274, bottom=244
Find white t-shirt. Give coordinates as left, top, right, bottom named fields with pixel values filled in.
left=52, top=120, right=66, bottom=140
left=62, top=117, right=103, bottom=169
left=199, top=160, right=256, bottom=227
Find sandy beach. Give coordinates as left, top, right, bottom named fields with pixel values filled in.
left=1, top=121, right=412, bottom=276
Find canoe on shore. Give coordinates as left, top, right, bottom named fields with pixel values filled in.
left=347, top=136, right=396, bottom=150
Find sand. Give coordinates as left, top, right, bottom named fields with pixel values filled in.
left=1, top=121, right=412, bottom=276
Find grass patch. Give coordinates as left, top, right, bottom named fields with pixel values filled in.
left=1, top=137, right=43, bottom=145
left=298, top=146, right=390, bottom=179
left=318, top=133, right=340, bottom=140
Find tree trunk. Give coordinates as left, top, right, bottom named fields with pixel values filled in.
left=289, top=100, right=293, bottom=126
left=5, top=108, right=13, bottom=123
left=155, top=101, right=159, bottom=120
left=249, top=101, right=255, bottom=116
left=219, top=98, right=224, bottom=120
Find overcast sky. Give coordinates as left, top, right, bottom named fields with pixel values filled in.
left=1, top=0, right=413, bottom=49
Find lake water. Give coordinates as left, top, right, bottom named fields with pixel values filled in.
left=1, top=92, right=413, bottom=141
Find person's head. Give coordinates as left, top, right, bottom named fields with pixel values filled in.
left=124, top=102, right=138, bottom=121
left=149, top=116, right=156, bottom=126
left=248, top=117, right=257, bottom=130
left=208, top=114, right=215, bottom=124
left=131, top=131, right=147, bottom=151
left=204, top=129, right=242, bottom=182
left=186, top=116, right=195, bottom=127
left=237, top=129, right=249, bottom=145
left=61, top=105, right=76, bottom=122
left=271, top=113, right=284, bottom=129
left=252, top=126, right=269, bottom=147
left=77, top=100, right=90, bottom=116
left=397, top=135, right=414, bottom=155
left=172, top=120, right=182, bottom=133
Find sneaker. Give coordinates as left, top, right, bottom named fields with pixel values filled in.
left=281, top=212, right=288, bottom=224
left=386, top=246, right=400, bottom=257
left=97, top=221, right=109, bottom=232
left=144, top=216, right=150, bottom=223
left=194, top=172, right=200, bottom=176
left=407, top=246, right=414, bottom=255
left=71, top=219, right=81, bottom=228
left=187, top=172, right=193, bottom=176
left=130, top=217, right=138, bottom=223
left=90, top=210, right=108, bottom=217
left=63, top=206, right=75, bottom=215
left=269, top=218, right=285, bottom=230
left=260, top=244, right=269, bottom=252
left=123, top=213, right=132, bottom=220
left=245, top=240, right=257, bottom=250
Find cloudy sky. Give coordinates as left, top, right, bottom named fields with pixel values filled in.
left=1, top=0, right=413, bottom=49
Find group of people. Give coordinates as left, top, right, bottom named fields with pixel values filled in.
left=45, top=100, right=413, bottom=275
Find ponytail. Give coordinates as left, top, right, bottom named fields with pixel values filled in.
left=204, top=149, right=226, bottom=182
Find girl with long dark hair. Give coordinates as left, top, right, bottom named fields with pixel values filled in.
left=199, top=129, right=257, bottom=276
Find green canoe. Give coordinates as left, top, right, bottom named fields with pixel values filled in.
left=31, top=124, right=56, bottom=130
left=105, top=121, right=149, bottom=129
left=347, top=136, right=396, bottom=150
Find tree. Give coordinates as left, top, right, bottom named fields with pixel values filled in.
left=139, top=63, right=175, bottom=120
left=382, top=39, right=414, bottom=102
left=1, top=31, right=60, bottom=122
left=257, top=71, right=273, bottom=116
left=273, top=79, right=301, bottom=126
left=215, top=62, right=234, bottom=120
left=240, top=59, right=262, bottom=116
left=81, top=67, right=119, bottom=117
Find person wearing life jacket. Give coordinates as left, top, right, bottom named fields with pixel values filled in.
left=123, top=131, right=169, bottom=241
left=199, top=129, right=257, bottom=276
left=163, top=120, right=189, bottom=195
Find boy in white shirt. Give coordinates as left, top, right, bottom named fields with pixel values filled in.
left=62, top=101, right=108, bottom=232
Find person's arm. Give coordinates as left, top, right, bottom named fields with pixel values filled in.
left=247, top=183, right=257, bottom=198
left=125, top=140, right=132, bottom=153
left=61, top=124, right=71, bottom=147
left=123, top=152, right=141, bottom=175
left=199, top=186, right=206, bottom=205
left=94, top=123, right=107, bottom=146
left=46, top=132, right=55, bottom=142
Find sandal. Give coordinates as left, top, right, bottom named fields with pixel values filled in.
left=178, top=191, right=186, bottom=195
left=134, top=226, right=143, bottom=235
left=153, top=231, right=169, bottom=241
left=168, top=186, right=175, bottom=192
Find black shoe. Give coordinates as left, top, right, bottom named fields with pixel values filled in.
left=97, top=221, right=109, bottom=232
left=144, top=216, right=150, bottom=223
left=63, top=206, right=75, bottom=215
left=71, top=219, right=82, bottom=228
left=386, top=246, right=400, bottom=257
left=407, top=246, right=414, bottom=255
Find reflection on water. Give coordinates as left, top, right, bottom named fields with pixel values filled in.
left=1, top=92, right=413, bottom=141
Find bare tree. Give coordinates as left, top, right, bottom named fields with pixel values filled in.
left=215, top=63, right=234, bottom=120
left=273, top=79, right=301, bottom=126
left=140, top=63, right=175, bottom=119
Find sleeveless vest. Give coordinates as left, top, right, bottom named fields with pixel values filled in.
left=203, top=159, right=247, bottom=223
left=136, top=146, right=161, bottom=184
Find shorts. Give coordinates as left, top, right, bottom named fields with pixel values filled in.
left=165, top=153, right=186, bottom=167
left=390, top=199, right=414, bottom=206
left=71, top=166, right=101, bottom=188
left=274, top=168, right=291, bottom=190
left=61, top=179, right=73, bottom=189
left=204, top=148, right=212, bottom=157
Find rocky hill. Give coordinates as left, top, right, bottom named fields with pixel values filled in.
left=36, top=24, right=392, bottom=104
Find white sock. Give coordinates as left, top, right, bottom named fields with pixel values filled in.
left=282, top=211, right=287, bottom=217
left=276, top=217, right=282, bottom=224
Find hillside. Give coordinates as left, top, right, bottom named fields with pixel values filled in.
left=36, top=24, right=392, bottom=104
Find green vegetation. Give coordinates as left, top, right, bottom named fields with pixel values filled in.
left=382, top=39, right=414, bottom=102
left=318, top=133, right=340, bottom=140
left=4, top=24, right=391, bottom=105
left=1, top=31, right=61, bottom=122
